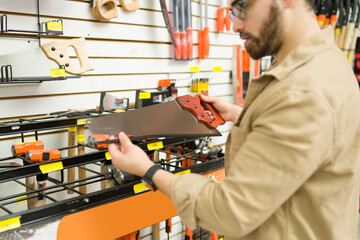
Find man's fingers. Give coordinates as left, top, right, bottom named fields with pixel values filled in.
left=118, top=132, right=132, bottom=150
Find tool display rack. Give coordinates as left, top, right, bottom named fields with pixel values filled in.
left=0, top=112, right=224, bottom=238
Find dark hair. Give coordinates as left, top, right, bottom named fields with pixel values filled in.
left=306, top=0, right=317, bottom=11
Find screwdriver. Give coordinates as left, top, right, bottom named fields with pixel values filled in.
left=175, top=3, right=181, bottom=59
left=203, top=0, right=209, bottom=57
left=181, top=0, right=188, bottom=59
left=198, top=0, right=204, bottom=59
left=187, top=0, right=193, bottom=59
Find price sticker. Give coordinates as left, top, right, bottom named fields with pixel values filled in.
left=68, top=127, right=77, bottom=132
left=0, top=217, right=21, bottom=233
left=139, top=92, right=151, bottom=99
left=105, top=152, right=112, bottom=160
left=16, top=195, right=27, bottom=204
left=39, top=161, right=63, bottom=174
left=190, top=66, right=200, bottom=72
left=77, top=119, right=87, bottom=125
left=133, top=182, right=149, bottom=194
left=50, top=69, right=66, bottom=78
left=47, top=22, right=63, bottom=32
left=77, top=135, right=85, bottom=143
left=175, top=169, right=191, bottom=175
left=213, top=66, right=222, bottom=72
left=147, top=141, right=163, bottom=151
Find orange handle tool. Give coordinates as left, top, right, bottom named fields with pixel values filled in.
left=175, top=31, right=181, bottom=59
left=216, top=7, right=225, bottom=32
left=11, top=140, right=44, bottom=156
left=181, top=31, right=188, bottom=59
left=185, top=227, right=192, bottom=240
left=211, top=232, right=219, bottom=240
left=187, top=27, right=193, bottom=59
left=176, top=93, right=225, bottom=129
left=225, top=7, right=231, bottom=31
left=198, top=30, right=204, bottom=59
left=88, top=134, right=110, bottom=149
left=165, top=218, right=172, bottom=233
left=26, top=149, right=61, bottom=163
left=204, top=26, right=209, bottom=56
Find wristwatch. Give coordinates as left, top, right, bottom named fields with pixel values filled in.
left=142, top=165, right=163, bottom=191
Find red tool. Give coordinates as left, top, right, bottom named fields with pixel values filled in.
left=198, top=0, right=204, bottom=59
left=181, top=0, right=188, bottom=59
left=175, top=4, right=181, bottom=59
left=11, top=140, right=44, bottom=156
left=25, top=149, right=61, bottom=163
left=203, top=0, right=209, bottom=57
left=186, top=0, right=193, bottom=59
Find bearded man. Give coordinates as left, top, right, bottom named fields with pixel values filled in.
left=109, top=0, right=360, bottom=239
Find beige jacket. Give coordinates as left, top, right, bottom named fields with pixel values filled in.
left=171, top=27, right=360, bottom=240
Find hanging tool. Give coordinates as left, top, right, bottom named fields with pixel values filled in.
left=347, top=0, right=360, bottom=61
left=160, top=0, right=179, bottom=53
left=198, top=0, right=205, bottom=59
left=317, top=0, right=330, bottom=26
left=339, top=0, right=351, bottom=49
left=88, top=93, right=225, bottom=138
left=11, top=140, right=44, bottom=156
left=343, top=0, right=357, bottom=56
left=67, top=126, right=77, bottom=194
left=91, top=0, right=118, bottom=22
left=203, top=0, right=210, bottom=57
left=217, top=0, right=231, bottom=32
left=174, top=3, right=182, bottom=59
left=120, top=0, right=140, bottom=11
left=185, top=227, right=192, bottom=240
left=335, top=0, right=344, bottom=46
left=186, top=0, right=193, bottom=59
left=181, top=0, right=188, bottom=59
left=330, top=0, right=339, bottom=29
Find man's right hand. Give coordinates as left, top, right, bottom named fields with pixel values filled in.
left=200, top=94, right=242, bottom=122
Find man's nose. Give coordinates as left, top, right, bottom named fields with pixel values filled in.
left=232, top=17, right=245, bottom=33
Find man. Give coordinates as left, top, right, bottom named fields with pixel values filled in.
left=109, top=0, right=360, bottom=239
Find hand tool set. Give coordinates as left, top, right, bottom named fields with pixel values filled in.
left=0, top=100, right=224, bottom=236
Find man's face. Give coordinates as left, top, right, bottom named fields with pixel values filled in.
left=233, top=0, right=285, bottom=59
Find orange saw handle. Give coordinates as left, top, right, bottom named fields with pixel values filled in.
left=176, top=93, right=225, bottom=129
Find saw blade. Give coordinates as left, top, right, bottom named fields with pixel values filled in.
left=88, top=100, right=221, bottom=138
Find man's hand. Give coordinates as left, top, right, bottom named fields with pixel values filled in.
left=108, top=132, right=154, bottom=177
left=200, top=94, right=242, bottom=122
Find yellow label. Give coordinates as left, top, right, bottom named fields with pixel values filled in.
left=15, top=140, right=37, bottom=145
left=77, top=135, right=85, bottom=143
left=114, top=110, right=125, bottom=113
left=348, top=56, right=353, bottom=61
left=68, top=127, right=77, bottom=132
left=77, top=119, right=87, bottom=125
left=147, top=141, right=163, bottom=151
left=39, top=161, right=63, bottom=174
left=219, top=238, right=224, bottom=240
left=209, top=143, right=213, bottom=147
left=50, top=69, right=66, bottom=78
left=198, top=82, right=209, bottom=93
left=318, top=21, right=324, bottom=25
left=139, top=92, right=151, bottom=99
left=105, top=152, right=112, bottom=160
left=190, top=66, right=200, bottom=72
left=0, top=216, right=21, bottom=233
left=133, top=182, right=149, bottom=193
left=335, top=28, right=341, bottom=34
left=16, top=195, right=27, bottom=204
left=213, top=66, right=222, bottom=72
left=47, top=21, right=63, bottom=31
left=175, top=169, right=191, bottom=175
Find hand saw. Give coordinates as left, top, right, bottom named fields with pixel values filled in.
left=87, top=94, right=225, bottom=139
left=0, top=38, right=93, bottom=82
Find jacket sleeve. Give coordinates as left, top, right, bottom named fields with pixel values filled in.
left=170, top=89, right=334, bottom=237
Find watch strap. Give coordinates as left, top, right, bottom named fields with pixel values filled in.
left=142, top=165, right=162, bottom=191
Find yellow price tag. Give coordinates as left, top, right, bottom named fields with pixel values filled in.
left=175, top=169, right=191, bottom=175
left=16, top=195, right=27, bottom=204
left=115, top=109, right=125, bottom=113
left=139, top=92, right=151, bottom=99
left=213, top=66, right=222, bottom=72
left=133, top=182, right=149, bottom=193
left=47, top=22, right=63, bottom=31
left=105, top=152, right=112, bottom=160
left=39, top=161, right=63, bottom=174
left=50, top=69, right=66, bottom=78
left=190, top=66, right=200, bottom=72
left=335, top=29, right=341, bottom=34
left=0, top=217, right=21, bottom=233
left=147, top=141, right=163, bottom=151
left=77, top=135, right=85, bottom=143
left=77, top=119, right=87, bottom=125
left=68, top=127, right=77, bottom=132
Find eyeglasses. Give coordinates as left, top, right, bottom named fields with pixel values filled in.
left=229, top=0, right=252, bottom=21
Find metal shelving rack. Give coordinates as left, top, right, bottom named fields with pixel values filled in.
left=0, top=112, right=224, bottom=236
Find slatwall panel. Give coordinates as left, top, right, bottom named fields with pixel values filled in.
left=0, top=0, right=240, bottom=239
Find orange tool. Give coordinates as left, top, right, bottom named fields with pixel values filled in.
left=203, top=0, right=209, bottom=57
left=88, top=134, right=110, bottom=149
left=211, top=232, right=219, bottom=240
left=198, top=0, right=204, bottom=59
left=217, top=0, right=231, bottom=32
left=175, top=4, right=182, bottom=59
left=181, top=0, right=188, bottom=59
left=11, top=140, right=44, bottom=156
left=25, top=149, right=61, bottom=163
left=186, top=0, right=193, bottom=59
left=185, top=227, right=192, bottom=240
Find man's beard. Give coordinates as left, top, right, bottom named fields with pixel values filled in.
left=243, top=3, right=284, bottom=60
